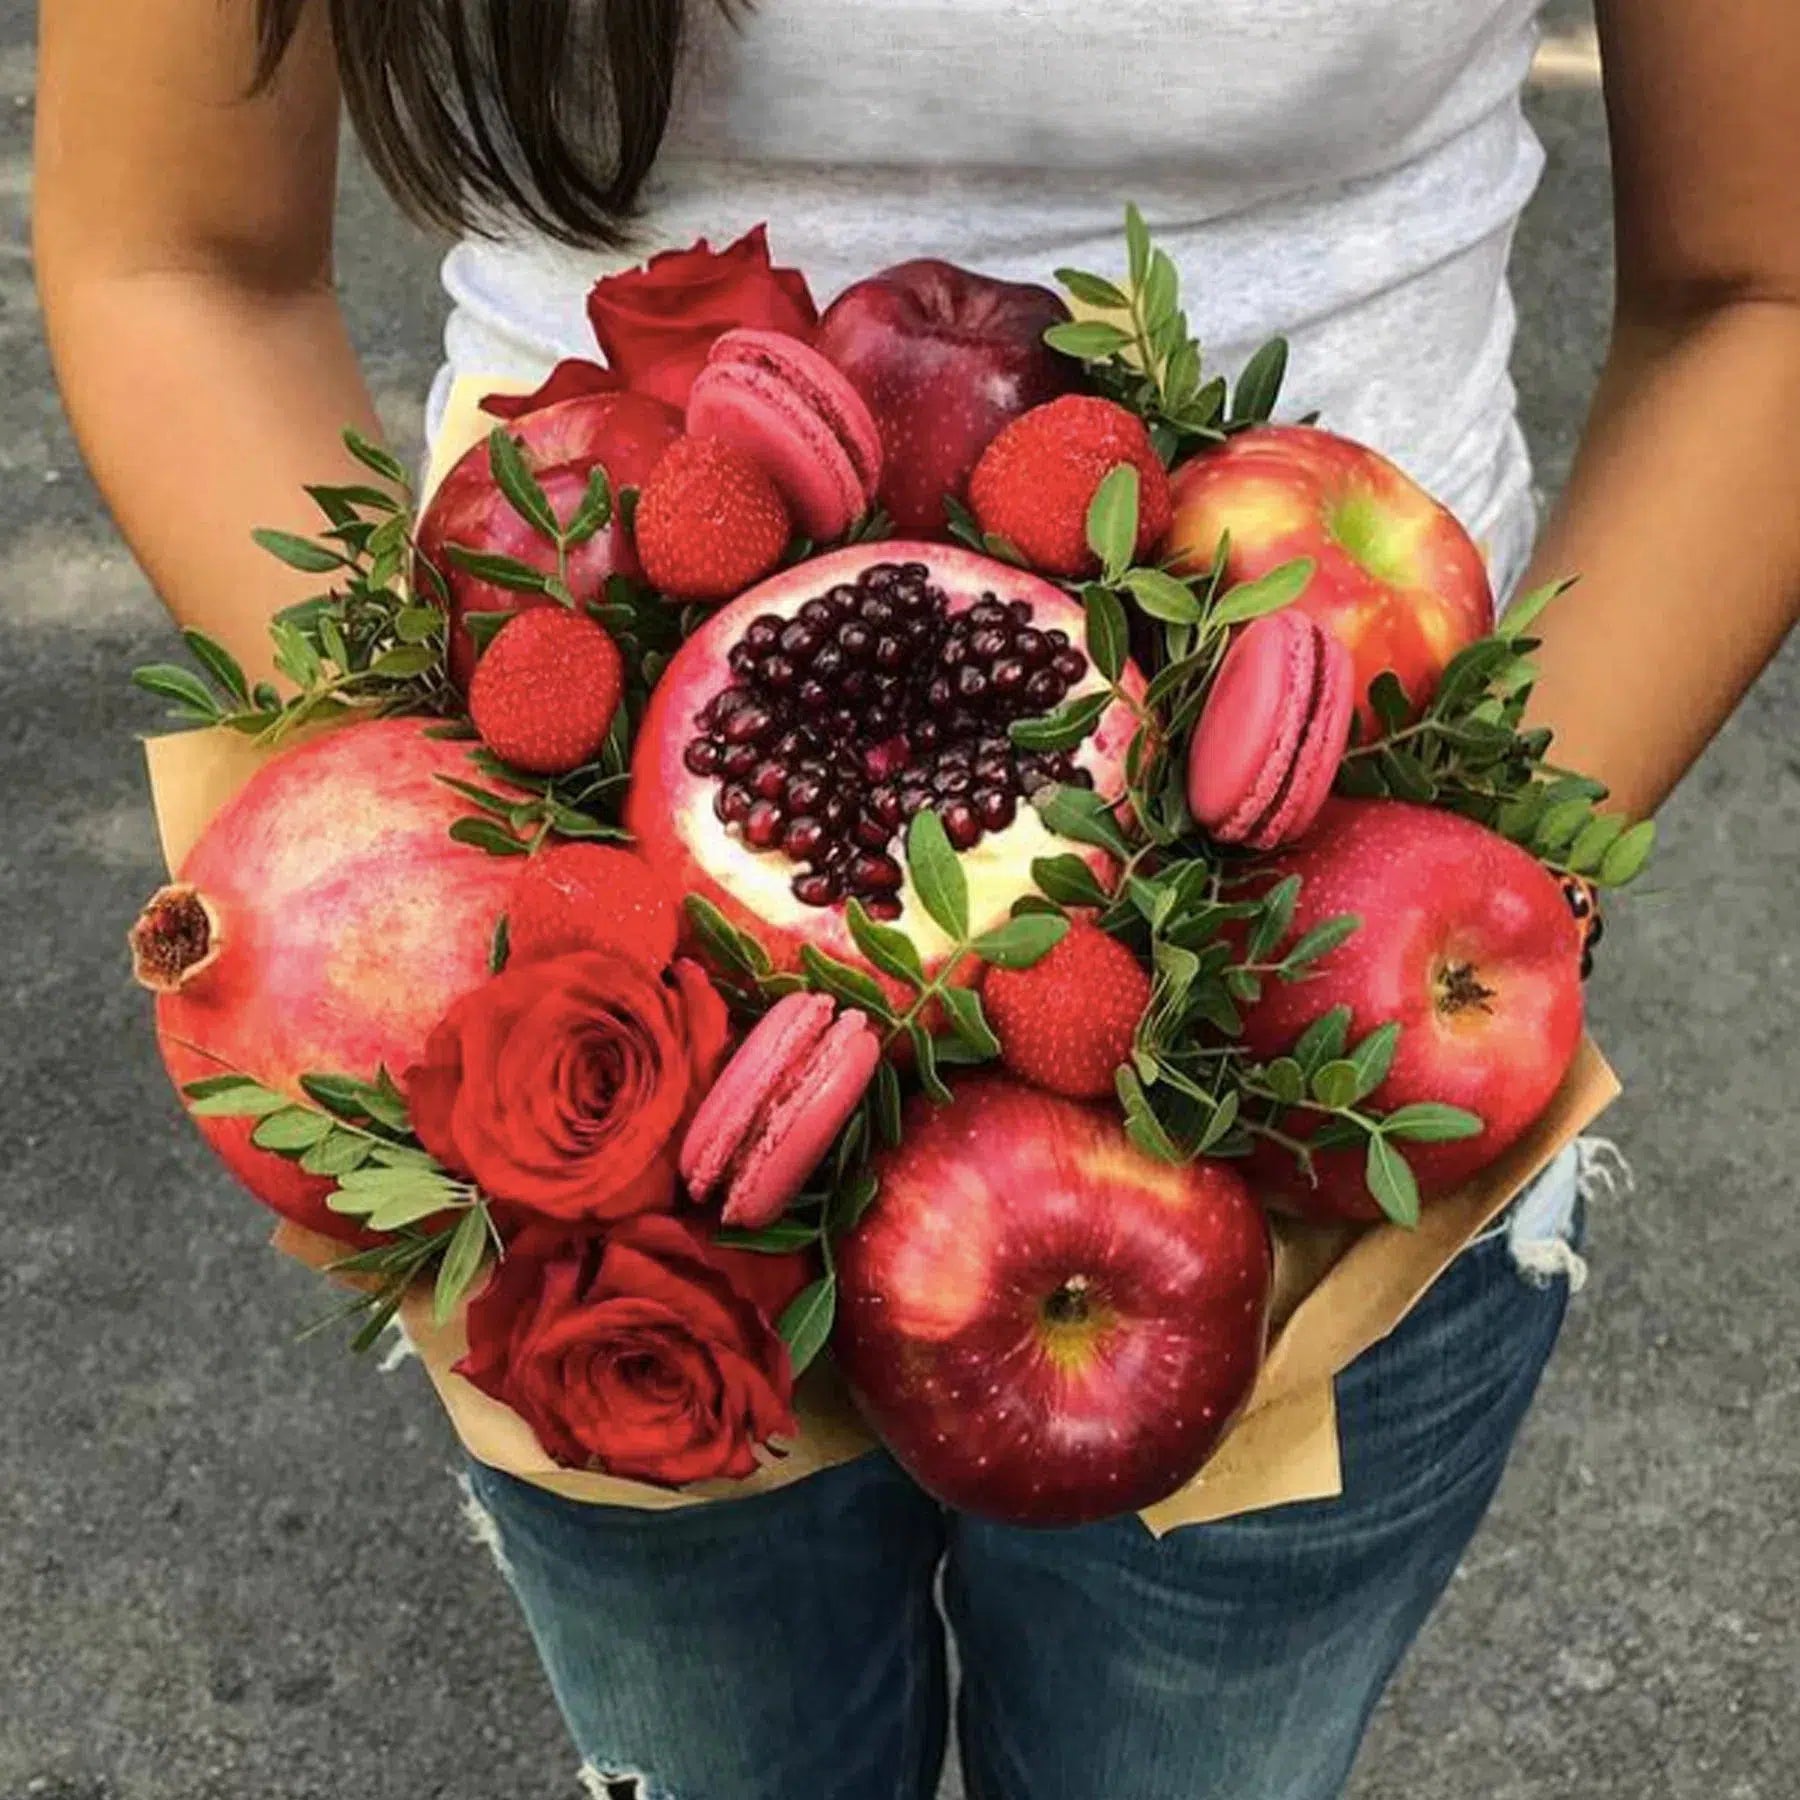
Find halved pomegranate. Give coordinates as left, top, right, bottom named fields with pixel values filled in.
left=626, top=543, right=1142, bottom=979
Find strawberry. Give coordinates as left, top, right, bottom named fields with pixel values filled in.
left=634, top=435, right=792, bottom=602
left=968, top=395, right=1172, bottom=578
left=506, top=844, right=681, bottom=970
left=983, top=919, right=1151, bottom=1100
left=467, top=606, right=624, bottom=775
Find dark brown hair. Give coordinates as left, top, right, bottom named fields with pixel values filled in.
left=255, top=1, right=736, bottom=248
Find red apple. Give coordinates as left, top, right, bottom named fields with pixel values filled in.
left=417, top=391, right=681, bottom=687
left=814, top=261, right=1079, bottom=538
left=1167, top=424, right=1494, bottom=730
left=834, top=1076, right=1272, bottom=1526
left=1240, top=799, right=1584, bottom=1223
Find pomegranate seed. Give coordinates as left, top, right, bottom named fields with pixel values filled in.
left=745, top=616, right=783, bottom=650
left=784, top=774, right=825, bottom=814
left=1025, top=670, right=1063, bottom=708
left=1046, top=629, right=1070, bottom=650
left=970, top=627, right=1009, bottom=660
left=874, top=635, right=905, bottom=670
left=745, top=800, right=785, bottom=848
left=1015, top=629, right=1049, bottom=666
left=940, top=801, right=981, bottom=850
left=793, top=869, right=841, bottom=906
left=722, top=742, right=760, bottom=778
left=780, top=621, right=820, bottom=658
left=992, top=659, right=1026, bottom=694
left=821, top=794, right=850, bottom=830
left=722, top=704, right=773, bottom=745
left=847, top=851, right=903, bottom=893
left=798, top=680, right=832, bottom=713
left=955, top=666, right=989, bottom=704
left=1052, top=648, right=1088, bottom=684
left=715, top=784, right=753, bottom=825
left=838, top=621, right=873, bottom=658
left=751, top=760, right=787, bottom=800
left=934, top=766, right=972, bottom=798
left=863, top=896, right=904, bottom=922
left=783, top=816, right=826, bottom=858
left=854, top=812, right=893, bottom=850
left=684, top=739, right=721, bottom=776
left=760, top=655, right=797, bottom=689
left=975, top=787, right=1017, bottom=831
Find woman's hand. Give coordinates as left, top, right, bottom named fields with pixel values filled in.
left=1522, top=0, right=1800, bottom=817
left=36, top=0, right=381, bottom=680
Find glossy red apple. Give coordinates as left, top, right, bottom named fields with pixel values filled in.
left=1241, top=798, right=1584, bottom=1223
left=417, top=391, right=681, bottom=687
left=834, top=1076, right=1273, bottom=1526
left=814, top=261, right=1079, bottom=538
left=1167, top=424, right=1494, bottom=729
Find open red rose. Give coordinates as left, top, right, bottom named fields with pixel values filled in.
left=457, top=1215, right=800, bottom=1484
left=484, top=225, right=818, bottom=420
left=405, top=951, right=730, bottom=1225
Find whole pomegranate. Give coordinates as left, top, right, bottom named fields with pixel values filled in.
left=416, top=391, right=681, bottom=687
left=130, top=719, right=515, bottom=1241
left=625, top=543, right=1143, bottom=986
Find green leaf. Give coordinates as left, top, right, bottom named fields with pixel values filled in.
left=1500, top=578, right=1572, bottom=640
left=1085, top=464, right=1141, bottom=581
left=1309, top=1059, right=1362, bottom=1112
left=909, top=1023, right=953, bottom=1104
left=563, top=467, right=614, bottom=546
left=1565, top=812, right=1626, bottom=875
left=1381, top=1102, right=1485, bottom=1143
left=685, top=895, right=774, bottom=980
left=1284, top=914, right=1360, bottom=972
left=1083, top=585, right=1131, bottom=682
left=251, top=1107, right=334, bottom=1153
left=489, top=913, right=512, bottom=975
left=185, top=1081, right=290, bottom=1119
left=445, top=546, right=552, bottom=594
left=1364, top=1134, right=1422, bottom=1229
left=487, top=427, right=560, bottom=542
left=299, top=1131, right=375, bottom=1178
left=1263, top=1057, right=1306, bottom=1106
left=1125, top=203, right=1152, bottom=287
left=840, top=899, right=923, bottom=990
left=179, top=630, right=250, bottom=704
left=1247, top=876, right=1301, bottom=961
left=1124, top=567, right=1203, bottom=624
left=369, top=644, right=436, bottom=679
left=1031, top=854, right=1110, bottom=908
left=1116, top=1066, right=1183, bottom=1164
left=394, top=606, right=445, bottom=644
left=252, top=529, right=346, bottom=575
left=970, top=912, right=1070, bottom=971
left=1598, top=818, right=1656, bottom=887
left=1210, top=558, right=1314, bottom=628
left=1378, top=747, right=1436, bottom=803
left=449, top=817, right=530, bottom=857
left=1033, top=784, right=1131, bottom=859
left=1367, top=671, right=1412, bottom=737
left=434, top=1207, right=490, bottom=1324
left=1292, top=1005, right=1353, bottom=1075
left=132, top=664, right=224, bottom=721
left=778, top=1275, right=838, bottom=1377
left=1056, top=267, right=1130, bottom=310
left=905, top=809, right=969, bottom=942
left=715, top=1220, right=824, bottom=1254
left=873, top=1058, right=904, bottom=1148
left=461, top=610, right=515, bottom=655
left=1230, top=338, right=1288, bottom=424
left=835, top=1168, right=882, bottom=1231
left=1008, top=690, right=1110, bottom=754
left=1141, top=249, right=1179, bottom=332
left=799, top=944, right=896, bottom=1021
left=1347, top=1022, right=1401, bottom=1100
left=1534, top=796, right=1593, bottom=854
left=1197, top=1089, right=1241, bottom=1153
left=940, top=986, right=1002, bottom=1059
left=1043, top=319, right=1135, bottom=361
left=342, top=428, right=409, bottom=489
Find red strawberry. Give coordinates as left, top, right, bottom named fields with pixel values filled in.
left=635, top=436, right=792, bottom=602
left=467, top=606, right=624, bottom=775
left=968, top=395, right=1172, bottom=578
left=983, top=919, right=1151, bottom=1100
left=506, top=844, right=681, bottom=970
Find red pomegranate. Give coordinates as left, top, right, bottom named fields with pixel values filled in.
left=416, top=391, right=682, bottom=687
left=130, top=719, right=516, bottom=1241
left=625, top=542, right=1143, bottom=985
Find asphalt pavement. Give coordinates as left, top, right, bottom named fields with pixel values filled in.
left=4, top=5, right=1797, bottom=1797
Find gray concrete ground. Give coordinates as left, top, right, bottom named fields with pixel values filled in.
left=4, top=6, right=1797, bottom=1797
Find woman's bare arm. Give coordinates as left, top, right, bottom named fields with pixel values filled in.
left=36, top=0, right=380, bottom=679
left=1521, top=0, right=1800, bottom=818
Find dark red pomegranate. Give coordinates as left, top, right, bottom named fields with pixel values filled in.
left=626, top=543, right=1142, bottom=982
left=417, top=391, right=682, bottom=687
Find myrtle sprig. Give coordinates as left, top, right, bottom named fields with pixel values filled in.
left=1047, top=204, right=1292, bottom=463
left=1337, top=581, right=1657, bottom=888
left=133, top=431, right=453, bottom=746
left=436, top=732, right=634, bottom=859
left=180, top=1066, right=500, bottom=1345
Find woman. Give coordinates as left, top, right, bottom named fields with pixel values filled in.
left=34, top=4, right=1799, bottom=1796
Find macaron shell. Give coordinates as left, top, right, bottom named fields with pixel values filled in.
left=1187, top=610, right=1319, bottom=842
left=687, top=330, right=882, bottom=539
left=679, top=991, right=834, bottom=1199
left=1250, top=627, right=1355, bottom=849
left=723, top=1010, right=883, bottom=1229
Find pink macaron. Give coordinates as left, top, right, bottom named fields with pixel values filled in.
left=686, top=328, right=884, bottom=539
left=1187, top=610, right=1356, bottom=850
left=680, top=991, right=882, bottom=1230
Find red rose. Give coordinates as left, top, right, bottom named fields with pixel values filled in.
left=483, top=225, right=818, bottom=420
left=457, top=1216, right=800, bottom=1484
left=406, top=951, right=730, bottom=1225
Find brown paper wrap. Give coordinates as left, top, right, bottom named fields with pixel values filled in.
left=145, top=375, right=1619, bottom=1530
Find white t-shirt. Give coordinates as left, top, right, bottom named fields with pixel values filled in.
left=433, top=0, right=1548, bottom=592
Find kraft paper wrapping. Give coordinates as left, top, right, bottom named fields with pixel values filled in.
left=140, top=373, right=1620, bottom=1530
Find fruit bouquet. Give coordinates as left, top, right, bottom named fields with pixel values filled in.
left=128, top=213, right=1644, bottom=1529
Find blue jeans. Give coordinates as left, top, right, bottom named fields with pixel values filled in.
left=463, top=1179, right=1584, bottom=1800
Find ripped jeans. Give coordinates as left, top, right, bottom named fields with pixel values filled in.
left=461, top=1151, right=1592, bottom=1800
